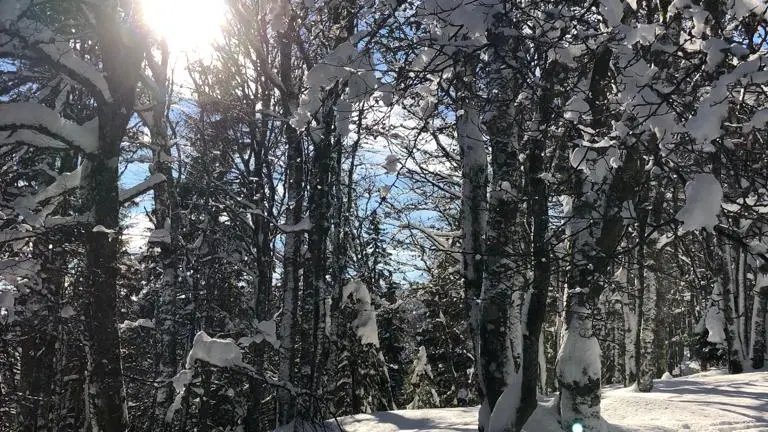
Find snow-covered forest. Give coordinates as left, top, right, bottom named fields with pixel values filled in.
left=1, top=0, right=768, bottom=431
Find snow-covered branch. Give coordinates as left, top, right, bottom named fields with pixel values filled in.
left=0, top=103, right=98, bottom=153
left=119, top=173, right=167, bottom=203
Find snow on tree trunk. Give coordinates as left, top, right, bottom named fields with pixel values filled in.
left=556, top=303, right=603, bottom=432
left=457, top=73, right=488, bottom=428
left=706, top=237, right=745, bottom=374
left=519, top=58, right=554, bottom=430
left=556, top=38, right=645, bottom=427
left=479, top=32, right=530, bottom=427
left=538, top=332, right=547, bottom=393
left=637, top=186, right=665, bottom=392
left=736, top=250, right=747, bottom=366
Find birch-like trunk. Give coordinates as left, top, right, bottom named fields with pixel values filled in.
left=143, top=43, right=183, bottom=430
left=277, top=25, right=304, bottom=426
left=636, top=186, right=659, bottom=392
left=622, top=291, right=638, bottom=387
left=637, top=269, right=658, bottom=392
left=457, top=89, right=488, bottom=430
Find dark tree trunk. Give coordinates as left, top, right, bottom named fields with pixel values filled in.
left=81, top=9, right=146, bottom=430
left=18, top=239, right=64, bottom=432
left=277, top=25, right=304, bottom=426
left=751, top=283, right=768, bottom=369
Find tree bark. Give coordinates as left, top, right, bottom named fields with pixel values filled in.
left=81, top=7, right=146, bottom=431
left=749, top=277, right=768, bottom=369
left=277, top=25, right=304, bottom=426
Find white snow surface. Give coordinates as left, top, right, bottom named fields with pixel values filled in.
left=318, top=370, right=768, bottom=432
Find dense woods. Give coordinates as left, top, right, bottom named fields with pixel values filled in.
left=1, top=0, right=768, bottom=431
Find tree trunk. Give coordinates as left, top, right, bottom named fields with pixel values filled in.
left=750, top=278, right=768, bottom=369
left=144, top=44, right=183, bottom=432
left=277, top=26, right=304, bottom=426
left=479, top=30, right=525, bottom=428
left=518, top=60, right=555, bottom=430
left=18, top=239, right=63, bottom=432
left=556, top=42, right=646, bottom=429
left=637, top=187, right=663, bottom=392
left=457, top=66, right=488, bottom=429
left=81, top=150, right=128, bottom=432
left=623, top=289, right=638, bottom=387
left=81, top=9, right=146, bottom=430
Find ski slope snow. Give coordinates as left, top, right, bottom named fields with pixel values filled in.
left=321, top=370, right=768, bottom=431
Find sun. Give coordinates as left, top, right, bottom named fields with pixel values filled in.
left=139, top=0, right=227, bottom=57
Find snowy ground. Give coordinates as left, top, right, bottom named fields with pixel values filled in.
left=324, top=370, right=768, bottom=431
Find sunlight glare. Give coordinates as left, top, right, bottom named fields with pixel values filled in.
left=140, top=0, right=227, bottom=57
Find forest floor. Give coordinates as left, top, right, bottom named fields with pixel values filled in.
left=326, top=370, right=768, bottom=431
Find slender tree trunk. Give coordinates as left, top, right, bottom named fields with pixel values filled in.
left=478, top=25, right=525, bottom=428
left=637, top=170, right=664, bottom=392
left=456, top=59, right=488, bottom=429
left=81, top=142, right=127, bottom=432
left=749, top=276, right=768, bottom=369
left=144, top=44, right=183, bottom=432
left=245, top=83, right=276, bottom=432
left=623, top=289, right=638, bottom=387
left=277, top=26, right=304, bottom=426
left=459, top=119, right=488, bottom=423
left=18, top=239, right=63, bottom=432
left=518, top=60, right=555, bottom=430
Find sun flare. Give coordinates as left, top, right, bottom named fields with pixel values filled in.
left=140, top=0, right=227, bottom=57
